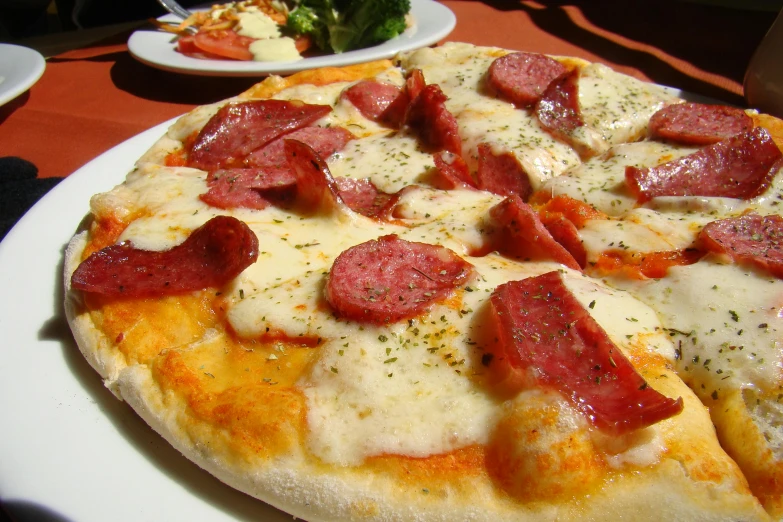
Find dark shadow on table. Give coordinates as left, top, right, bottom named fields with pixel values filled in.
left=470, top=0, right=778, bottom=104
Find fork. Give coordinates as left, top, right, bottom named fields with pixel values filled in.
left=156, top=0, right=194, bottom=20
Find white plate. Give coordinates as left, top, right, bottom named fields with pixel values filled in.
left=0, top=119, right=292, bottom=522
left=128, top=0, right=456, bottom=77
left=0, top=44, right=45, bottom=106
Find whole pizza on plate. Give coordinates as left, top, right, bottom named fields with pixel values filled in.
left=64, top=42, right=783, bottom=521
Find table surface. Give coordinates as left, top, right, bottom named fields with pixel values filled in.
left=1, top=0, right=779, bottom=182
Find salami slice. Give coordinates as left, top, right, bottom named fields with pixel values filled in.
left=325, top=235, right=475, bottom=323
left=489, top=271, right=684, bottom=435
left=535, top=68, right=583, bottom=142
left=245, top=126, right=354, bottom=168
left=540, top=213, right=587, bottom=269
left=406, top=69, right=426, bottom=101
left=199, top=167, right=295, bottom=210
left=626, top=127, right=783, bottom=203
left=405, top=83, right=463, bottom=156
left=489, top=196, right=581, bottom=271
left=188, top=100, right=332, bottom=171
left=649, top=102, right=753, bottom=145
left=432, top=151, right=476, bottom=190
left=334, top=177, right=396, bottom=219
left=487, top=52, right=567, bottom=107
left=476, top=143, right=532, bottom=200
left=699, top=213, right=783, bottom=278
left=70, top=216, right=259, bottom=298
left=284, top=139, right=346, bottom=213
left=341, top=80, right=403, bottom=122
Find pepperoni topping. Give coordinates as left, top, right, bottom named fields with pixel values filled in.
left=476, top=143, right=532, bottom=200
left=699, top=213, right=783, bottom=278
left=489, top=271, right=684, bottom=435
left=539, top=213, right=587, bottom=269
left=432, top=151, right=476, bottom=190
left=341, top=80, right=403, bottom=123
left=488, top=52, right=567, bottom=107
left=199, top=127, right=354, bottom=210
left=199, top=167, right=295, bottom=210
left=283, top=138, right=348, bottom=214
left=334, top=177, right=396, bottom=219
left=489, top=196, right=581, bottom=271
left=625, top=127, right=782, bottom=203
left=188, top=100, right=332, bottom=170
left=405, top=83, right=463, bottom=156
left=649, top=102, right=753, bottom=146
left=70, top=216, right=259, bottom=298
left=245, top=126, right=354, bottom=168
left=406, top=69, right=426, bottom=101
left=535, top=69, right=583, bottom=142
left=325, top=235, right=475, bottom=323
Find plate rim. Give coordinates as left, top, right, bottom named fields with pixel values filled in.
left=0, top=43, right=46, bottom=106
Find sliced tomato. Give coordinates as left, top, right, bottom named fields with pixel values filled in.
left=176, top=35, right=199, bottom=55
left=176, top=34, right=227, bottom=61
left=178, top=31, right=313, bottom=62
left=193, top=30, right=255, bottom=61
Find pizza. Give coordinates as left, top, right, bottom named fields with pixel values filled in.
left=63, top=42, right=783, bottom=520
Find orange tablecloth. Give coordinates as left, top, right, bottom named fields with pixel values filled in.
left=0, top=0, right=778, bottom=181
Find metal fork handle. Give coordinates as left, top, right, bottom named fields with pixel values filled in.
left=156, top=0, right=193, bottom=20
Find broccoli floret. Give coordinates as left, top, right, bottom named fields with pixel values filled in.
left=287, top=0, right=411, bottom=54
left=285, top=4, right=331, bottom=51
left=330, top=0, right=411, bottom=53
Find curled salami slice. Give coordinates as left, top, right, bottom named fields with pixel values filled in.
left=71, top=216, right=259, bottom=298
left=188, top=100, right=332, bottom=170
left=476, top=143, right=532, bottom=200
left=325, top=235, right=475, bottom=323
left=406, top=69, right=426, bottom=101
left=535, top=69, right=583, bottom=142
left=649, top=102, right=753, bottom=145
left=488, top=52, right=567, bottom=107
left=284, top=138, right=346, bottom=213
left=489, top=271, right=684, bottom=435
left=540, top=213, right=587, bottom=269
left=699, top=213, right=783, bottom=278
left=199, top=167, right=295, bottom=210
left=489, top=196, right=581, bottom=271
left=341, top=80, right=403, bottom=123
left=405, top=83, right=463, bottom=156
left=246, top=126, right=354, bottom=168
left=432, top=151, right=476, bottom=189
left=626, top=127, right=782, bottom=203
left=334, top=177, right=396, bottom=219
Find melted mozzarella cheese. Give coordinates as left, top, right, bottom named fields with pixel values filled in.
left=578, top=63, right=678, bottom=149
left=540, top=141, right=699, bottom=216
left=630, top=260, right=783, bottom=395
left=328, top=131, right=435, bottom=194
left=579, top=208, right=706, bottom=262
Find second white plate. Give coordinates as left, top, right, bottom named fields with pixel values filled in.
left=128, top=0, right=456, bottom=77
left=0, top=43, right=45, bottom=106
